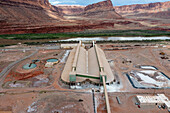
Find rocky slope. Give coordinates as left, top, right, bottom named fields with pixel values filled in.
left=80, top=0, right=122, bottom=19
left=0, top=0, right=62, bottom=25
left=84, top=0, right=113, bottom=11
left=57, top=5, right=84, bottom=15
left=0, top=22, right=116, bottom=34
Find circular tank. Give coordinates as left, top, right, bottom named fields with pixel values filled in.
left=23, top=63, right=37, bottom=69
left=47, top=59, right=58, bottom=62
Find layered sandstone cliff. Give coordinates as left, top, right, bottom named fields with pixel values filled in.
left=76, top=0, right=122, bottom=19
left=84, top=0, right=113, bottom=11
left=115, top=1, right=170, bottom=17
left=57, top=5, right=84, bottom=15
left=0, top=0, right=62, bottom=25
left=79, top=0, right=122, bottom=19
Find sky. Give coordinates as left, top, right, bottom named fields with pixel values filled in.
left=49, top=0, right=170, bottom=6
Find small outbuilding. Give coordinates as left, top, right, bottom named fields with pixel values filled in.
left=61, top=44, right=78, bottom=49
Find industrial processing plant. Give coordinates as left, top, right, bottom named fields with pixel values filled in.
left=61, top=41, right=114, bottom=85
left=0, top=38, right=170, bottom=113
left=0, top=0, right=170, bottom=112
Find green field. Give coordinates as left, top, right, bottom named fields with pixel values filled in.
left=0, top=30, right=170, bottom=40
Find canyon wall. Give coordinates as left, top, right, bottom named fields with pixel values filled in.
left=115, top=1, right=170, bottom=15
left=57, top=5, right=84, bottom=15
left=80, top=0, right=122, bottom=19
left=0, top=0, right=62, bottom=25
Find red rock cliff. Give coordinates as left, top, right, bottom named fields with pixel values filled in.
left=57, top=5, right=84, bottom=15
left=81, top=0, right=122, bottom=19
left=0, top=0, right=62, bottom=25
left=84, top=0, right=113, bottom=11
left=115, top=1, right=170, bottom=14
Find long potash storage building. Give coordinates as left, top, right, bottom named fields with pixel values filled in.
left=61, top=41, right=114, bottom=85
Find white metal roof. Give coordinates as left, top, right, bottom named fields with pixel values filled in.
left=137, top=95, right=163, bottom=104
left=137, top=94, right=170, bottom=108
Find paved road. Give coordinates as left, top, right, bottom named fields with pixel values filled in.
left=0, top=45, right=60, bottom=51
left=0, top=49, right=39, bottom=89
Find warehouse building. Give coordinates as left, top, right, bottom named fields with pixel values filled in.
left=136, top=94, right=170, bottom=110
left=61, top=41, right=114, bottom=85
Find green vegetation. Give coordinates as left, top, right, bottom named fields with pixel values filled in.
left=0, top=44, right=16, bottom=47
left=0, top=30, right=169, bottom=40
left=72, top=29, right=170, bottom=37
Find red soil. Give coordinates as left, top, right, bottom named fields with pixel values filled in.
left=4, top=70, right=44, bottom=83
